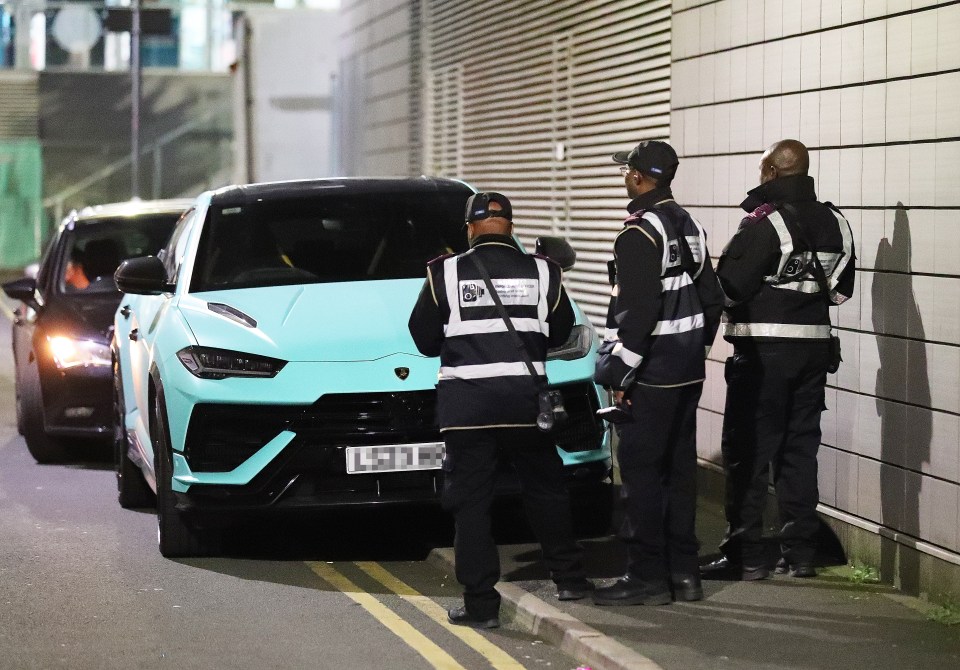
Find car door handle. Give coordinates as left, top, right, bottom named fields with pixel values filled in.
left=129, top=328, right=139, bottom=341
left=120, top=304, right=132, bottom=319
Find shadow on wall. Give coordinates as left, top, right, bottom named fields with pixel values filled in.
left=873, top=203, right=932, bottom=594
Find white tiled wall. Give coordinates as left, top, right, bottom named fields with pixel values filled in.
left=673, top=0, right=960, bottom=555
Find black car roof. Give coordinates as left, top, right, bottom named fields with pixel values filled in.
left=208, top=176, right=475, bottom=208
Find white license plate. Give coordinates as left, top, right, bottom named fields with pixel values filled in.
left=345, top=442, right=445, bottom=474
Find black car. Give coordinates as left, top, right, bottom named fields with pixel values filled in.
left=2, top=199, right=190, bottom=462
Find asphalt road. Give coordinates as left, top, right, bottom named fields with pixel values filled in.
left=0, top=302, right=582, bottom=670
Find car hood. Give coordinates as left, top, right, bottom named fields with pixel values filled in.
left=41, top=292, right=122, bottom=342
left=179, top=280, right=428, bottom=362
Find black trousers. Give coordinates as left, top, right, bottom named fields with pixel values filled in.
left=441, top=427, right=585, bottom=619
left=720, top=341, right=830, bottom=566
left=617, top=382, right=703, bottom=584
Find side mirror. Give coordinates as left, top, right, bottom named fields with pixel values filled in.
left=535, top=236, right=576, bottom=271
left=115, top=256, right=171, bottom=295
left=24, top=263, right=39, bottom=280
left=2, top=277, right=39, bottom=310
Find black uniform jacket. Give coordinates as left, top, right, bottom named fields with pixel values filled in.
left=408, top=234, right=574, bottom=430
left=717, top=174, right=856, bottom=343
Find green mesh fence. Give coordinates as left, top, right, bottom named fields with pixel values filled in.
left=0, top=140, right=45, bottom=270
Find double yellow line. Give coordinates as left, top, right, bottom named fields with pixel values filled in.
left=306, top=561, right=525, bottom=670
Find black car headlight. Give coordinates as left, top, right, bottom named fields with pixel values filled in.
left=176, top=346, right=287, bottom=379
left=547, top=324, right=597, bottom=361
left=46, top=335, right=111, bottom=369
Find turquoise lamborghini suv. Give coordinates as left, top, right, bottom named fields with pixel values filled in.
left=112, top=177, right=611, bottom=557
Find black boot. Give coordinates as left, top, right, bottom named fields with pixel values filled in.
left=592, top=575, right=671, bottom=606
left=670, top=573, right=703, bottom=601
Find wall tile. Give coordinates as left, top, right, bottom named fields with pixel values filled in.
left=858, top=394, right=883, bottom=460
left=938, top=4, right=960, bottom=70
left=879, top=463, right=906, bottom=531
left=763, top=97, right=783, bottom=148
left=782, top=0, right=803, bottom=35
left=699, top=106, right=716, bottom=155
left=747, top=0, right=766, bottom=44
left=781, top=37, right=802, bottom=93
left=713, top=156, right=730, bottom=210
left=728, top=101, right=747, bottom=152
left=863, top=19, right=887, bottom=81
left=715, top=1, right=733, bottom=51
left=861, top=82, right=886, bottom=144
left=858, top=456, right=882, bottom=523
left=820, top=29, right=843, bottom=89
left=836, top=389, right=860, bottom=452
left=928, top=344, right=960, bottom=414
left=714, top=103, right=731, bottom=154
left=818, top=445, right=838, bottom=507
left=744, top=45, right=765, bottom=98
left=934, top=210, right=960, bottom=276
left=729, top=0, right=749, bottom=49
left=864, top=0, right=888, bottom=19
left=860, top=148, right=886, bottom=209
left=673, top=9, right=693, bottom=60
left=822, top=0, right=843, bottom=27
left=699, top=2, right=717, bottom=54
left=903, top=405, right=931, bottom=471
left=935, top=142, right=960, bottom=208
left=835, top=448, right=860, bottom=513
left=928, top=410, right=960, bottom=484
left=911, top=273, right=937, bottom=339
left=683, top=107, right=700, bottom=156
left=841, top=24, right=865, bottom=85
left=671, top=110, right=685, bottom=155
left=909, top=75, right=937, bottom=141
left=819, top=148, right=841, bottom=202
left=838, top=147, right=863, bottom=209
left=714, top=51, right=732, bottom=104
left=887, top=0, right=912, bottom=14
left=840, top=88, right=863, bottom=147
left=884, top=145, right=910, bottom=208
left=886, top=15, right=912, bottom=79
left=907, top=209, right=937, bottom=274
left=729, top=47, right=748, bottom=100
left=801, top=0, right=822, bottom=32
left=820, top=90, right=842, bottom=147
left=765, top=0, right=784, bottom=40
left=699, top=54, right=716, bottom=105
left=903, top=470, right=923, bottom=536
left=859, top=208, right=885, bottom=265
left=841, top=0, right=864, bottom=23
left=781, top=93, right=801, bottom=141
left=743, top=102, right=765, bottom=152
left=801, top=33, right=822, bottom=90
left=858, top=270, right=877, bottom=335
left=799, top=91, right=821, bottom=147
left=764, top=41, right=783, bottom=96
left=919, top=477, right=959, bottom=551
left=837, top=325, right=862, bottom=392
left=936, top=72, right=960, bottom=138
left=822, top=385, right=838, bottom=445
left=884, top=79, right=912, bottom=143
left=879, top=398, right=909, bottom=468
left=909, top=143, right=936, bottom=207
left=912, top=9, right=939, bottom=76
left=873, top=334, right=908, bottom=403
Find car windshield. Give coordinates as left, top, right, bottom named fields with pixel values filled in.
left=60, top=214, right=181, bottom=294
left=190, top=191, right=470, bottom=291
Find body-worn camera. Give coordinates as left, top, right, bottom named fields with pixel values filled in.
left=537, top=389, right=568, bottom=432
left=596, top=403, right=634, bottom=425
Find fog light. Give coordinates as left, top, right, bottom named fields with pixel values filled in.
left=64, top=407, right=95, bottom=419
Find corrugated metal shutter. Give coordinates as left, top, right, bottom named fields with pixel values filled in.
left=423, top=0, right=671, bottom=325
left=0, top=72, right=40, bottom=139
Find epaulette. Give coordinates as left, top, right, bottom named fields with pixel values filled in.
left=745, top=202, right=777, bottom=222
left=426, top=252, right=455, bottom=266
left=532, top=252, right=561, bottom=267
left=622, top=210, right=646, bottom=227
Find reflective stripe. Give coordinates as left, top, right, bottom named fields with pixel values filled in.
left=443, top=255, right=462, bottom=329
left=662, top=274, right=693, bottom=291
left=534, top=257, right=550, bottom=323
left=763, top=210, right=794, bottom=283
left=771, top=279, right=822, bottom=293
left=603, top=327, right=619, bottom=342
left=829, top=210, right=855, bottom=298
left=652, top=313, right=704, bottom=336
left=689, top=216, right=708, bottom=279
left=722, top=322, right=832, bottom=338
left=641, top=212, right=670, bottom=274
left=439, top=361, right=545, bottom=380
left=445, top=318, right=548, bottom=337
left=611, top=341, right=643, bottom=367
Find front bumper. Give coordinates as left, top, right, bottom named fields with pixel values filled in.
left=40, top=363, right=113, bottom=438
left=171, top=382, right=610, bottom=513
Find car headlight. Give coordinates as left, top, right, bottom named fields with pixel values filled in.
left=46, top=336, right=111, bottom=369
left=547, top=324, right=597, bottom=361
left=176, top=346, right=287, bottom=379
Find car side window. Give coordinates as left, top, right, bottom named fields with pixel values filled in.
left=162, top=208, right=196, bottom=283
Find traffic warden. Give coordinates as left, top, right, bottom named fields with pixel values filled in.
left=702, top=139, right=856, bottom=581
left=593, top=141, right=723, bottom=606
left=408, top=192, right=593, bottom=629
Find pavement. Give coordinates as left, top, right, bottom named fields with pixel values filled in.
left=429, top=494, right=960, bottom=670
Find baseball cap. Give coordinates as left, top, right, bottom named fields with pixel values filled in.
left=464, top=192, right=512, bottom=225
left=612, top=140, right=679, bottom=181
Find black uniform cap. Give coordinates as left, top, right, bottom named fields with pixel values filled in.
left=464, top=191, right=512, bottom=225
left=613, top=140, right=679, bottom=182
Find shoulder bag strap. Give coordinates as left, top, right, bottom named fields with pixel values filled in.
left=780, top=203, right=833, bottom=307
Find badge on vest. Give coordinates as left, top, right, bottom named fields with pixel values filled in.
left=459, top=278, right=539, bottom=307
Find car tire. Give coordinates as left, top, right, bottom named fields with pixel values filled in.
left=152, top=385, right=222, bottom=558
left=20, top=358, right=68, bottom=463
left=14, top=363, right=25, bottom=436
left=114, top=359, right=154, bottom=509
left=572, top=482, right=614, bottom=538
